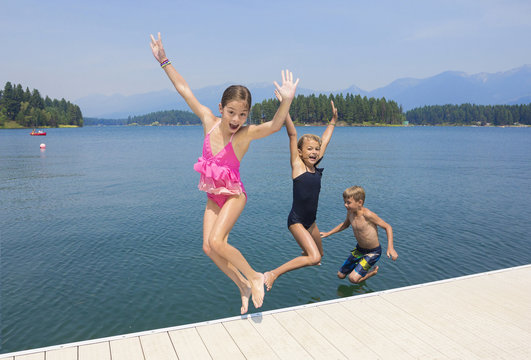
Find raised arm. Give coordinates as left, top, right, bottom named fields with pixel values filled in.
left=320, top=215, right=350, bottom=238
left=246, top=70, right=299, bottom=140
left=365, top=210, right=398, bottom=261
left=150, top=32, right=215, bottom=127
left=275, top=90, right=300, bottom=167
left=318, top=100, right=338, bottom=158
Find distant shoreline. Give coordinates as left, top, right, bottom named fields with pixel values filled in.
left=0, top=124, right=80, bottom=129
left=2, top=124, right=529, bottom=130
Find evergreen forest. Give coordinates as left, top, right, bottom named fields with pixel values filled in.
left=251, top=93, right=405, bottom=125
left=127, top=110, right=200, bottom=126
left=405, top=103, right=531, bottom=126
left=0, top=82, right=83, bottom=128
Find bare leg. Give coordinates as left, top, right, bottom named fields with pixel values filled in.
left=348, top=266, right=379, bottom=284
left=264, top=223, right=321, bottom=291
left=203, top=200, right=252, bottom=314
left=206, top=195, right=265, bottom=310
left=310, top=224, right=323, bottom=265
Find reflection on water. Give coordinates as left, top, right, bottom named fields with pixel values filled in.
left=337, top=283, right=375, bottom=297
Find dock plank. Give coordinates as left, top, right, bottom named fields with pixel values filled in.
left=223, top=318, right=280, bottom=359
left=247, top=312, right=311, bottom=359
left=322, top=301, right=415, bottom=359
left=14, top=354, right=43, bottom=360
left=451, top=277, right=531, bottom=330
left=381, top=284, right=514, bottom=359
left=341, top=296, right=449, bottom=360
left=367, top=296, right=481, bottom=360
left=78, top=342, right=111, bottom=360
left=109, top=337, right=144, bottom=360
left=140, top=333, right=178, bottom=360
left=195, top=322, right=245, bottom=360
left=168, top=327, right=212, bottom=360
left=295, top=305, right=379, bottom=359
left=45, top=347, right=77, bottom=360
left=452, top=273, right=531, bottom=328
left=273, top=308, right=347, bottom=359
left=429, top=282, right=529, bottom=350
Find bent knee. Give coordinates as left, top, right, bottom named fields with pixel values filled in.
left=348, top=274, right=362, bottom=284
left=308, top=254, right=321, bottom=266
left=208, top=236, right=226, bottom=253
left=203, top=244, right=213, bottom=257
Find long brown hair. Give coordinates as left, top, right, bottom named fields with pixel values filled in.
left=221, top=85, right=252, bottom=110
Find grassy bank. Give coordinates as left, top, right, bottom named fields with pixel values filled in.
left=0, top=121, right=25, bottom=129
left=0, top=123, right=80, bottom=129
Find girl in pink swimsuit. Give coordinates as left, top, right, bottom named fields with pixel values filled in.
left=151, top=32, right=299, bottom=314
left=194, top=120, right=246, bottom=209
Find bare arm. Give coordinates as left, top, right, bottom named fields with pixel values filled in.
left=246, top=70, right=299, bottom=140
left=150, top=32, right=215, bottom=129
left=275, top=90, right=299, bottom=168
left=365, top=210, right=398, bottom=260
left=320, top=216, right=350, bottom=238
left=319, top=100, right=338, bottom=158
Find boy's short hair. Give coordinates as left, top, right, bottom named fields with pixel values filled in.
left=343, top=186, right=365, bottom=203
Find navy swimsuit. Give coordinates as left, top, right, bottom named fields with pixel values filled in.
left=287, top=167, right=323, bottom=229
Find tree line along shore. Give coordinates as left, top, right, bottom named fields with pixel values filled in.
left=2, top=81, right=530, bottom=128
left=86, top=97, right=531, bottom=127
left=0, top=82, right=82, bottom=129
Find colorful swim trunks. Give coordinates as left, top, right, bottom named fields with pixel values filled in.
left=339, top=245, right=382, bottom=277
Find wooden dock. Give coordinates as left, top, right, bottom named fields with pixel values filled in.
left=1, top=265, right=530, bottom=360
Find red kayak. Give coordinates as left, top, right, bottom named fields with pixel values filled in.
left=30, top=130, right=46, bottom=136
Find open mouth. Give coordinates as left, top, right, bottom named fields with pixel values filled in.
left=229, top=123, right=239, bottom=131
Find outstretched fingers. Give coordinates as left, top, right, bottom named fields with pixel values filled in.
left=150, top=32, right=166, bottom=63
left=281, top=69, right=293, bottom=83
left=150, top=32, right=160, bottom=48
left=274, top=69, right=299, bottom=101
left=331, top=100, right=338, bottom=118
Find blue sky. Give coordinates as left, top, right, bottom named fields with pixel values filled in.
left=1, top=0, right=530, bottom=101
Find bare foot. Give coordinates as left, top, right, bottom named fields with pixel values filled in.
left=239, top=284, right=252, bottom=315
left=349, top=266, right=379, bottom=284
left=361, top=266, right=379, bottom=281
left=250, top=273, right=265, bottom=309
left=264, top=271, right=277, bottom=291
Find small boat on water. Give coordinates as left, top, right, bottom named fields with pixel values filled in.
left=30, top=129, right=46, bottom=136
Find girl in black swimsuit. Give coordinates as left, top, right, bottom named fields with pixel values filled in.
left=265, top=93, right=337, bottom=291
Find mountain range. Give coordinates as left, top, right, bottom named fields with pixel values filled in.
left=77, top=65, right=531, bottom=119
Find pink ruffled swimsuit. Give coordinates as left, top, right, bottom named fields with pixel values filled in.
left=193, top=121, right=246, bottom=208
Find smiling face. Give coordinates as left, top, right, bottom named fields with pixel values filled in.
left=298, top=137, right=321, bottom=167
left=219, top=100, right=249, bottom=133
left=344, top=196, right=363, bottom=212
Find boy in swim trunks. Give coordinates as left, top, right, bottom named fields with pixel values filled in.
left=320, top=186, right=398, bottom=283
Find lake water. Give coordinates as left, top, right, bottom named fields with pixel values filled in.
left=1, top=126, right=530, bottom=353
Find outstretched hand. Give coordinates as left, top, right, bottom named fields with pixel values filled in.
left=331, top=100, right=338, bottom=121
left=274, top=69, right=299, bottom=102
left=150, top=32, right=167, bottom=63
